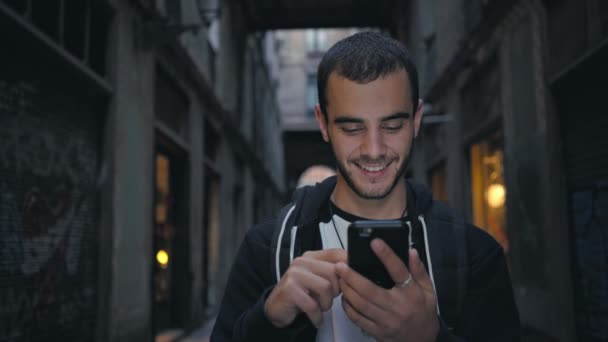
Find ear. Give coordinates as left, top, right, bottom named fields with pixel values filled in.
left=315, top=104, right=330, bottom=143
left=413, top=99, right=424, bottom=139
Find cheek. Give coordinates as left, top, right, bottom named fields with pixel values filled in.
left=330, top=135, right=357, bottom=156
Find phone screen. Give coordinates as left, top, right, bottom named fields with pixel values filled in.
left=347, top=220, right=410, bottom=289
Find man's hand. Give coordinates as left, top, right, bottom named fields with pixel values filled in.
left=336, top=239, right=439, bottom=342
left=264, top=249, right=347, bottom=328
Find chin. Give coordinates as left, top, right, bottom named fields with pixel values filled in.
left=355, top=189, right=392, bottom=200
left=336, top=155, right=409, bottom=200
left=350, top=179, right=396, bottom=200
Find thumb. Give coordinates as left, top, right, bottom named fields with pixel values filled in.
left=409, top=248, right=434, bottom=292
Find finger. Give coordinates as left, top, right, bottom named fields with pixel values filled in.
left=409, top=248, right=433, bottom=292
left=289, top=267, right=335, bottom=311
left=302, top=248, right=347, bottom=264
left=341, top=295, right=381, bottom=338
left=339, top=278, right=387, bottom=324
left=292, top=286, right=323, bottom=328
left=370, top=238, right=410, bottom=285
left=291, top=257, right=341, bottom=296
left=335, top=262, right=391, bottom=308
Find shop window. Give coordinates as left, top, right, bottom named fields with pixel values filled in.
left=153, top=153, right=175, bottom=330
left=153, top=145, right=189, bottom=333
left=469, top=130, right=509, bottom=253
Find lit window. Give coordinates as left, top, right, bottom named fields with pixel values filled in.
left=469, top=130, right=509, bottom=253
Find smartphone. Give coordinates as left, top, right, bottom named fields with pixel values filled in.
left=347, top=220, right=410, bottom=289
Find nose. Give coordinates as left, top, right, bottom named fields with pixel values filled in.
left=360, top=128, right=386, bottom=160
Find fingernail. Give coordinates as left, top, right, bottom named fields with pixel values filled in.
left=371, top=238, right=384, bottom=252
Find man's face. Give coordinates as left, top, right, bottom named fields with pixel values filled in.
left=315, top=69, right=423, bottom=200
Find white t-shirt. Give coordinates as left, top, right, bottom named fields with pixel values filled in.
left=315, top=206, right=376, bottom=342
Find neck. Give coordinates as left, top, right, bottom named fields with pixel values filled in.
left=332, top=176, right=407, bottom=220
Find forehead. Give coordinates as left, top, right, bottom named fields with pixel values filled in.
left=325, top=69, right=413, bottom=119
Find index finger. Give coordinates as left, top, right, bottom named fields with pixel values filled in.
left=302, top=248, right=347, bottom=264
left=370, top=238, right=410, bottom=286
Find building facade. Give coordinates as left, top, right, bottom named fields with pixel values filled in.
left=394, top=0, right=607, bottom=340
left=275, top=28, right=360, bottom=192
left=0, top=0, right=285, bottom=341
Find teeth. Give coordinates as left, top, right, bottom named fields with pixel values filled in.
left=360, top=165, right=386, bottom=172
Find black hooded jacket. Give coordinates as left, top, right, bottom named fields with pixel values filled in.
left=210, top=177, right=520, bottom=341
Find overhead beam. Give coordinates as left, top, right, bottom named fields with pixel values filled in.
left=240, top=0, right=396, bottom=30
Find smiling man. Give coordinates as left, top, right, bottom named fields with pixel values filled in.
left=320, top=68, right=417, bottom=206
left=211, top=32, right=520, bottom=342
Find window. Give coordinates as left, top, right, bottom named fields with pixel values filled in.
left=154, top=153, right=173, bottom=306
left=153, top=148, right=189, bottom=332
left=305, top=29, right=327, bottom=52
left=153, top=66, right=190, bottom=334
left=469, top=130, right=509, bottom=253
left=155, top=67, right=189, bottom=140
left=306, top=74, right=318, bottom=116
left=0, top=0, right=111, bottom=76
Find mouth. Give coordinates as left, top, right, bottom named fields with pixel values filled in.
left=354, top=161, right=392, bottom=177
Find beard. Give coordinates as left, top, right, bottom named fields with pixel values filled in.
left=329, top=137, right=414, bottom=200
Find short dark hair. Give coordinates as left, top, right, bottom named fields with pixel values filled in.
left=317, top=31, right=419, bottom=118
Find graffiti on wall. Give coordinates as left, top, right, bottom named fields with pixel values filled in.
left=0, top=80, right=99, bottom=341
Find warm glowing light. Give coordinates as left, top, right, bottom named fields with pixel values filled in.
left=156, top=250, right=169, bottom=267
left=486, top=183, right=506, bottom=208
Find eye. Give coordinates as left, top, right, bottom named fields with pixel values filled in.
left=381, top=120, right=404, bottom=132
left=340, top=124, right=364, bottom=134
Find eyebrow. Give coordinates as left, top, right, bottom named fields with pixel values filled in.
left=333, top=116, right=364, bottom=124
left=381, top=112, right=411, bottom=121
left=333, top=112, right=411, bottom=124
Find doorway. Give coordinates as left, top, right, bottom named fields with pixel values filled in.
left=553, top=43, right=608, bottom=342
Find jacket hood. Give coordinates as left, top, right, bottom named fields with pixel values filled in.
left=406, top=178, right=434, bottom=217
left=291, top=175, right=435, bottom=225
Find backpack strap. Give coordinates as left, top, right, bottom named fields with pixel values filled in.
left=269, top=177, right=337, bottom=283
left=270, top=201, right=297, bottom=283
